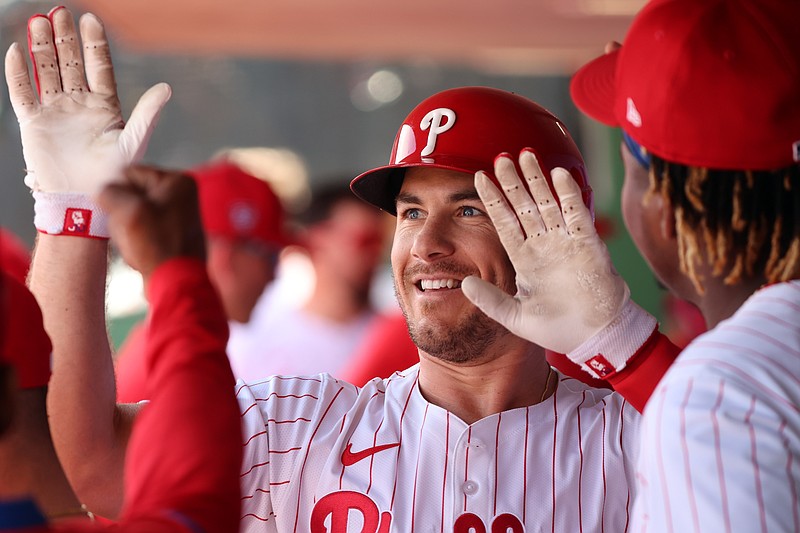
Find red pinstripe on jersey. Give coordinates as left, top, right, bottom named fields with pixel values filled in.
left=522, top=406, right=529, bottom=524
left=493, top=413, right=501, bottom=517
left=550, top=380, right=559, bottom=533
left=710, top=381, right=732, bottom=533
left=410, top=404, right=430, bottom=533
left=336, top=412, right=349, bottom=490
left=291, top=386, right=346, bottom=532
left=440, top=412, right=450, bottom=533
left=619, top=398, right=630, bottom=531
left=577, top=390, right=587, bottom=533
left=780, top=420, right=800, bottom=531
left=653, top=387, right=674, bottom=533
left=240, top=460, right=270, bottom=479
left=390, top=373, right=417, bottom=511
left=241, top=512, right=276, bottom=523
left=679, top=379, right=701, bottom=532
left=463, top=426, right=472, bottom=513
left=367, top=396, right=387, bottom=495
left=241, top=488, right=269, bottom=500
left=744, top=395, right=768, bottom=533
left=600, top=399, right=608, bottom=533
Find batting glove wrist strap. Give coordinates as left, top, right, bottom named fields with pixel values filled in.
left=33, top=191, right=109, bottom=238
left=567, top=300, right=657, bottom=379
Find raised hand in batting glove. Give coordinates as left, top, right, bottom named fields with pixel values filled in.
left=4, top=6, right=171, bottom=238
left=461, top=149, right=657, bottom=379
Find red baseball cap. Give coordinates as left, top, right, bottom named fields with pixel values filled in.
left=570, top=0, right=800, bottom=170
left=191, top=160, right=292, bottom=248
left=0, top=271, right=52, bottom=389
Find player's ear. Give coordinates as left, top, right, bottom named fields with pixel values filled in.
left=206, top=237, right=236, bottom=275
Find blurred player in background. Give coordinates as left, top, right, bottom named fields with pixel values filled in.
left=227, top=179, right=391, bottom=381
left=114, top=158, right=292, bottom=401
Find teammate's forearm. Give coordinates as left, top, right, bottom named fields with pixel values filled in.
left=29, top=233, right=128, bottom=518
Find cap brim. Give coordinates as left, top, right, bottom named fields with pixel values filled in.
left=350, top=166, right=403, bottom=215
left=351, top=161, right=485, bottom=216
left=570, top=50, right=620, bottom=127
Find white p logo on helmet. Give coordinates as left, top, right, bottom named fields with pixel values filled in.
left=419, top=108, right=456, bottom=157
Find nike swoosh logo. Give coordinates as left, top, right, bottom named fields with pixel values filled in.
left=341, top=442, right=400, bottom=466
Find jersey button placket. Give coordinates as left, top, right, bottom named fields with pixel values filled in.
left=462, top=439, right=486, bottom=498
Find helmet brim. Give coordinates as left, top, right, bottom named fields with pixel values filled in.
left=351, top=159, right=495, bottom=216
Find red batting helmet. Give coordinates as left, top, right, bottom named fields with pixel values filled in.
left=351, top=86, right=592, bottom=216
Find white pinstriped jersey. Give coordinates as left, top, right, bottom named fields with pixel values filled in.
left=632, top=280, right=800, bottom=533
left=237, top=365, right=640, bottom=532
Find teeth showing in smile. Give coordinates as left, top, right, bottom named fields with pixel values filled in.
left=420, top=279, right=462, bottom=291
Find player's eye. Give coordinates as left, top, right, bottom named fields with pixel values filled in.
left=399, top=207, right=423, bottom=220
left=459, top=206, right=483, bottom=217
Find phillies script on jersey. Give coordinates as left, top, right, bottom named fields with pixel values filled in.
left=236, top=365, right=640, bottom=532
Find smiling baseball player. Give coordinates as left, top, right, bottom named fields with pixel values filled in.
left=7, top=7, right=682, bottom=532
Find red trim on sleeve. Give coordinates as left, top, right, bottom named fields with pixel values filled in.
left=607, top=331, right=681, bottom=412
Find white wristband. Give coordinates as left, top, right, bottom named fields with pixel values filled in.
left=32, top=191, right=109, bottom=239
left=567, top=300, right=658, bottom=379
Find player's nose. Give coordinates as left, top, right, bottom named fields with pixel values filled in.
left=410, top=215, right=455, bottom=261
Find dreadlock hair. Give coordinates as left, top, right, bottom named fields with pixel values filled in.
left=645, top=156, right=800, bottom=294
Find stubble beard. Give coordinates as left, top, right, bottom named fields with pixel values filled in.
left=393, top=275, right=500, bottom=364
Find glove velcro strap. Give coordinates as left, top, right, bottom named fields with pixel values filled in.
left=568, top=300, right=657, bottom=379
left=32, top=191, right=109, bottom=239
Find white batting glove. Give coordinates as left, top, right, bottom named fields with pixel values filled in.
left=4, top=8, right=171, bottom=238
left=461, top=150, right=656, bottom=378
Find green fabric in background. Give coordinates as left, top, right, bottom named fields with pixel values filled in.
left=602, top=129, right=666, bottom=324
left=108, top=310, right=146, bottom=352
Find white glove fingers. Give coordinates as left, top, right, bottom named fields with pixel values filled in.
left=27, top=15, right=62, bottom=104
left=50, top=7, right=88, bottom=94
left=551, top=167, right=596, bottom=240
left=4, top=43, right=38, bottom=119
left=474, top=170, right=524, bottom=251
left=493, top=154, right=546, bottom=238
left=461, top=275, right=523, bottom=333
left=79, top=13, right=117, bottom=96
left=519, top=150, right=566, bottom=236
left=119, top=83, right=172, bottom=162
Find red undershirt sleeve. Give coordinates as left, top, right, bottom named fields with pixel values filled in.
left=115, top=258, right=242, bottom=532
left=606, top=330, right=681, bottom=412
